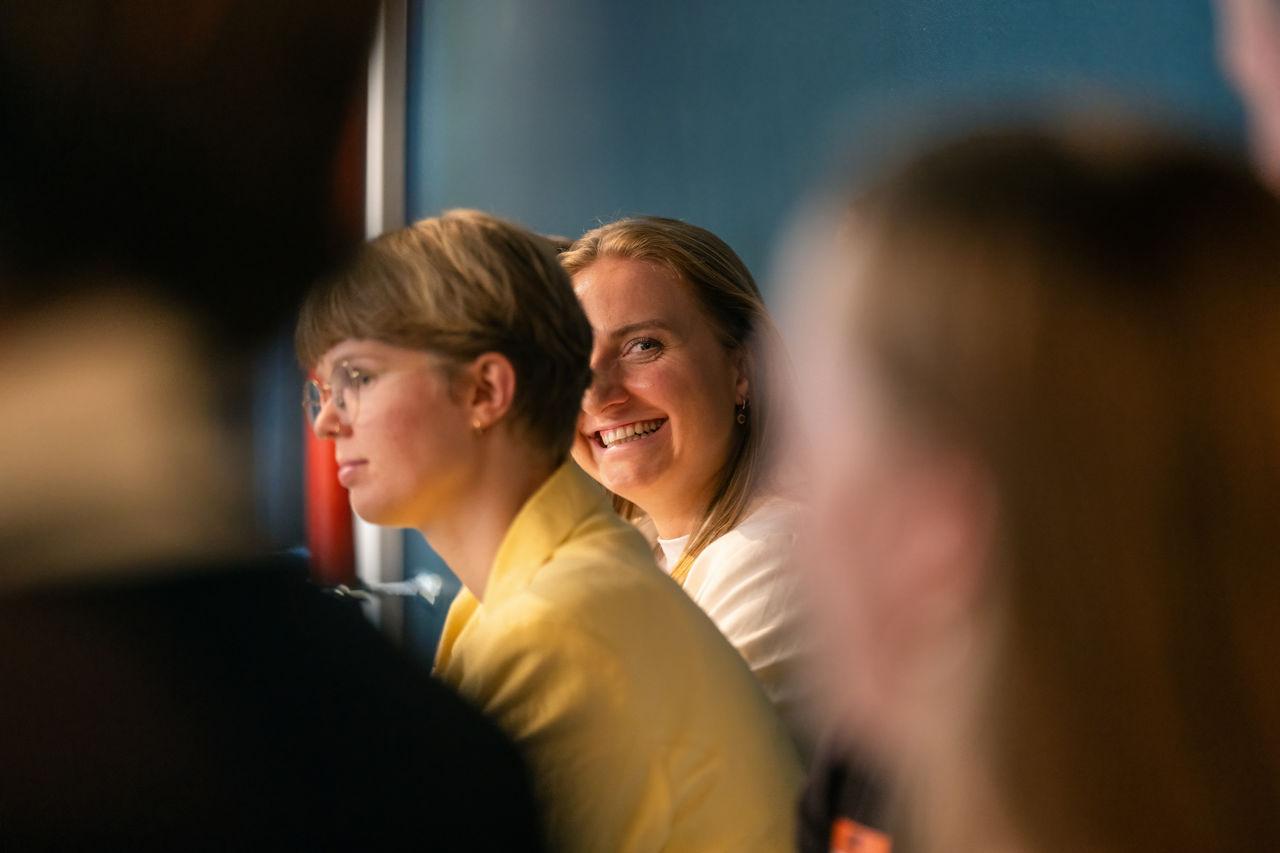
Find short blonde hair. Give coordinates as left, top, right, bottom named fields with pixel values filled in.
left=297, top=209, right=593, bottom=460
left=560, top=217, right=789, bottom=583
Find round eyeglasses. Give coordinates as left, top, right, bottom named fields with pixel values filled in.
left=303, top=361, right=366, bottom=428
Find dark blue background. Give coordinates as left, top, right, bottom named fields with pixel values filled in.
left=404, top=0, right=1242, bottom=277
left=263, top=0, right=1247, bottom=662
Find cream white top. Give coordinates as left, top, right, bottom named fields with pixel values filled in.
left=656, top=495, right=814, bottom=757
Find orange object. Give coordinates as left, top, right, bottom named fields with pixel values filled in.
left=304, top=419, right=355, bottom=585
left=830, top=817, right=892, bottom=853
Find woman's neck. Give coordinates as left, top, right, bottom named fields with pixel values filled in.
left=646, top=506, right=702, bottom=540
left=641, top=475, right=720, bottom=540
left=894, top=690, right=1027, bottom=853
left=417, top=444, right=555, bottom=601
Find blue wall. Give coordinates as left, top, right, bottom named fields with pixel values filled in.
left=390, top=0, right=1245, bottom=659
left=405, top=0, right=1243, bottom=281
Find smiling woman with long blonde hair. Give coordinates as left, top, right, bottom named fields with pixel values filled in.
left=561, top=218, right=814, bottom=752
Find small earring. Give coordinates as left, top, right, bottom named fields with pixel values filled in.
left=735, top=399, right=748, bottom=425
left=472, top=420, right=486, bottom=436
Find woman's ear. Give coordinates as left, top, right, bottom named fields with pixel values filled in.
left=733, top=348, right=752, bottom=404
left=464, top=352, right=518, bottom=431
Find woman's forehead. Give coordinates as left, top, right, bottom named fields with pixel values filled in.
left=314, top=338, right=403, bottom=374
left=574, top=257, right=704, bottom=332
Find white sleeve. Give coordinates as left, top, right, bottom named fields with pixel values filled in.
left=685, top=531, right=813, bottom=753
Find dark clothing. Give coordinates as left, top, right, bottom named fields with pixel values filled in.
left=0, top=556, right=543, bottom=851
left=798, top=743, right=892, bottom=853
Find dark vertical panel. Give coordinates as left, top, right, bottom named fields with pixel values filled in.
left=253, top=326, right=306, bottom=550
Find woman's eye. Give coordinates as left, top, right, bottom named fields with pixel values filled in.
left=625, top=338, right=663, bottom=357
left=342, top=367, right=376, bottom=388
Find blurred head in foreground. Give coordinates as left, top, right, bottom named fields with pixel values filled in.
left=0, top=0, right=373, bottom=337
left=793, top=122, right=1280, bottom=851
left=0, top=1, right=376, bottom=581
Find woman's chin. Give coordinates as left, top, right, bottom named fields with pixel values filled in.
left=349, top=502, right=382, bottom=526
left=596, top=461, right=663, bottom=505
left=349, top=493, right=403, bottom=528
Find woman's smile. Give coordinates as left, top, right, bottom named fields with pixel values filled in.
left=592, top=418, right=669, bottom=450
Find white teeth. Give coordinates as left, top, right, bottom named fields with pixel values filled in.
left=598, top=419, right=665, bottom=448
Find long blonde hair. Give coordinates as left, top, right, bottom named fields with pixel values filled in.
left=561, top=217, right=787, bottom=583
left=847, top=124, right=1280, bottom=851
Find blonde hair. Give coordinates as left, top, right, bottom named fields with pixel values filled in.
left=846, top=124, right=1280, bottom=851
left=296, top=209, right=593, bottom=461
left=560, top=217, right=788, bottom=583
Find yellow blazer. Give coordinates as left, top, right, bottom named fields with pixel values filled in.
left=436, top=462, right=802, bottom=852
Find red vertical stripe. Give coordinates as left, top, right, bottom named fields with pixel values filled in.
left=304, top=421, right=355, bottom=585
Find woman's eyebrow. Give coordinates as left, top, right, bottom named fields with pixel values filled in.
left=319, top=348, right=385, bottom=374
left=601, top=319, right=677, bottom=339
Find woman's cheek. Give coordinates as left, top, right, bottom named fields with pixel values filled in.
left=570, top=433, right=597, bottom=475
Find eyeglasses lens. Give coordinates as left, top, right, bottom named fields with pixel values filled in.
left=303, top=380, right=323, bottom=425
left=302, top=364, right=358, bottom=427
left=332, top=366, right=355, bottom=424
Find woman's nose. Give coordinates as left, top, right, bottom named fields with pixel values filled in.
left=311, top=397, right=348, bottom=440
left=583, top=356, right=627, bottom=414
